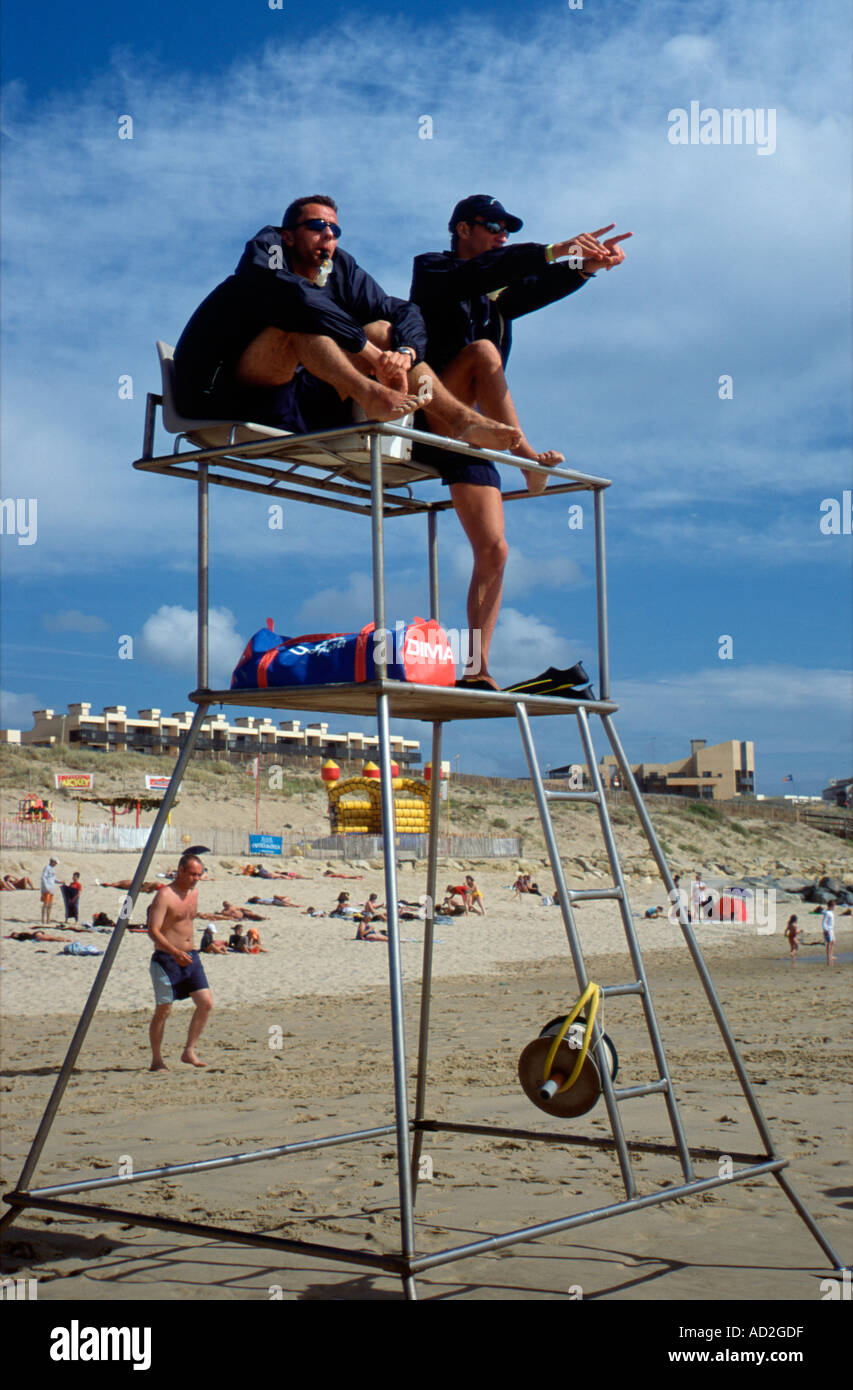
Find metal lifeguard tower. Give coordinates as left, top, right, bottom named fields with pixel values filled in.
left=1, top=359, right=847, bottom=1300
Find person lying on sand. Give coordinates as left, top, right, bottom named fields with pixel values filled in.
left=644, top=906, right=665, bottom=919
left=247, top=894, right=299, bottom=907
left=99, top=879, right=161, bottom=893
left=303, top=906, right=326, bottom=917
left=2, top=874, right=35, bottom=891
left=323, top=870, right=363, bottom=879
left=217, top=901, right=266, bottom=921
left=7, top=929, right=71, bottom=942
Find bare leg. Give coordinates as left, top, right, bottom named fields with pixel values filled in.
left=234, top=328, right=417, bottom=422
left=440, top=340, right=564, bottom=493
left=350, top=322, right=521, bottom=452
left=448, top=483, right=508, bottom=684
left=181, top=989, right=213, bottom=1066
left=149, top=1004, right=171, bottom=1071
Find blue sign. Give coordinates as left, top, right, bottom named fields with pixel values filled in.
left=249, top=834, right=283, bottom=856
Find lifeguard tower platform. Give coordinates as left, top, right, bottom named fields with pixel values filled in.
left=1, top=355, right=847, bottom=1300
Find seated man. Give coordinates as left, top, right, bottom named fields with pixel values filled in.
left=355, top=918, right=388, bottom=942
left=173, top=195, right=519, bottom=458
left=361, top=893, right=386, bottom=922
left=228, top=924, right=250, bottom=953
left=410, top=195, right=630, bottom=687
left=199, top=924, right=228, bottom=954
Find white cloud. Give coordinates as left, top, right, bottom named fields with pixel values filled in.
left=136, top=605, right=244, bottom=688
left=489, top=607, right=583, bottom=685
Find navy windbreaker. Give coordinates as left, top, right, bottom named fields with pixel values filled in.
left=174, top=225, right=426, bottom=407
left=409, top=243, right=588, bottom=372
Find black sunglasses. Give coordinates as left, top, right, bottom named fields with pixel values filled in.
left=473, top=219, right=509, bottom=234
left=295, top=218, right=342, bottom=237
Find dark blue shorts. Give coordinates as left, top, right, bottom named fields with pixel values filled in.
left=178, top=367, right=354, bottom=435
left=411, top=411, right=501, bottom=488
left=150, top=949, right=210, bottom=1004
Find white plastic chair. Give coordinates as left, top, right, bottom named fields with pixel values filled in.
left=156, top=342, right=433, bottom=483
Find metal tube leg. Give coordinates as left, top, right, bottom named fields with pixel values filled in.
left=198, top=461, right=209, bottom=690
left=772, top=1170, right=848, bottom=1272
left=376, top=693, right=418, bottom=1294
left=411, top=720, right=443, bottom=1203
left=601, top=713, right=779, bottom=1157
left=593, top=489, right=610, bottom=702
left=368, top=428, right=417, bottom=1296
left=10, top=704, right=211, bottom=1200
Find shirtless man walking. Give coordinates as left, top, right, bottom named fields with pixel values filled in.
left=147, top=853, right=212, bottom=1070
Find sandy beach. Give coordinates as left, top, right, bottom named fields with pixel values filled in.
left=2, top=810, right=851, bottom=1302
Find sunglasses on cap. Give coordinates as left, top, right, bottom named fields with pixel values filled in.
left=295, top=218, right=342, bottom=237
left=472, top=218, right=509, bottom=234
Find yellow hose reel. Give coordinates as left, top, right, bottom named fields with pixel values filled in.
left=517, top=983, right=619, bottom=1118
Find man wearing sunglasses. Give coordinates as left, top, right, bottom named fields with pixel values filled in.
left=173, top=196, right=520, bottom=452
left=409, top=194, right=631, bottom=688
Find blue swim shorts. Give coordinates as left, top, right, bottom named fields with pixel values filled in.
left=411, top=411, right=501, bottom=488
left=150, top=949, right=210, bottom=1005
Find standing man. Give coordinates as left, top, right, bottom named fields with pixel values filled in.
left=410, top=195, right=631, bottom=687
left=173, top=196, right=519, bottom=455
left=822, top=901, right=836, bottom=967
left=147, top=853, right=213, bottom=1070
left=40, top=857, right=58, bottom=925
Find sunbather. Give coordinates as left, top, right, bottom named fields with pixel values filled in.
left=247, top=894, right=299, bottom=907
left=199, top=924, right=229, bottom=954
left=8, top=929, right=71, bottom=942
left=355, top=919, right=388, bottom=941
left=2, top=874, right=35, bottom=891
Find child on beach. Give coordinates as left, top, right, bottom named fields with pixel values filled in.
left=784, top=914, right=803, bottom=964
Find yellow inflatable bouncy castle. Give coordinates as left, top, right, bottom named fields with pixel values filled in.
left=322, top=760, right=431, bottom=835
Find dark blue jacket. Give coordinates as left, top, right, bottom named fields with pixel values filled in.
left=409, top=243, right=588, bottom=372
left=236, top=226, right=427, bottom=359
left=174, top=226, right=427, bottom=406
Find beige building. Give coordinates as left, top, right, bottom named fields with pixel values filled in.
left=598, top=738, right=755, bottom=800
left=2, top=702, right=421, bottom=768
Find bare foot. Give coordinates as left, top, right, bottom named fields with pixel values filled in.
left=149, top=1060, right=169, bottom=1072
left=358, top=382, right=419, bottom=422
left=180, top=1049, right=206, bottom=1068
left=516, top=447, right=565, bottom=495
left=458, top=418, right=523, bottom=452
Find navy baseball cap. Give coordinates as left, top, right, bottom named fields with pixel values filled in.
left=448, top=194, right=523, bottom=234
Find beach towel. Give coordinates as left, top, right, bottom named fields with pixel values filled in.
left=61, top=942, right=104, bottom=956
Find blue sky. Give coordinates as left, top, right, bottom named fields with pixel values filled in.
left=1, top=0, right=851, bottom=790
